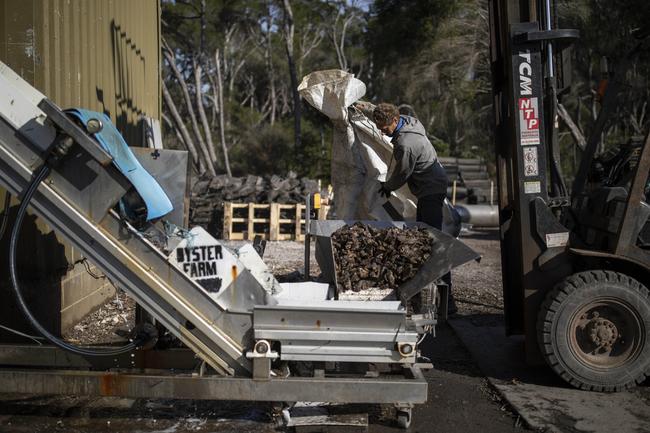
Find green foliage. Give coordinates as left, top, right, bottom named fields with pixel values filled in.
left=230, top=121, right=294, bottom=176
left=366, top=0, right=456, bottom=70
left=556, top=0, right=650, bottom=178
left=300, top=106, right=332, bottom=180
left=365, top=0, right=492, bottom=159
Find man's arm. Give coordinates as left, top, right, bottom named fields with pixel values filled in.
left=385, top=146, right=415, bottom=191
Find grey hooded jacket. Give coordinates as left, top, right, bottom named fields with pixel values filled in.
left=385, top=116, right=448, bottom=198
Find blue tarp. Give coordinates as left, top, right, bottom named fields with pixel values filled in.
left=65, top=109, right=173, bottom=221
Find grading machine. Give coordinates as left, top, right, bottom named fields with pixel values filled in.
left=0, top=60, right=479, bottom=428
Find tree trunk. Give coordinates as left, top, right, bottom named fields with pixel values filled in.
left=162, top=80, right=204, bottom=174
left=162, top=43, right=216, bottom=176
left=264, top=2, right=277, bottom=125
left=332, top=11, right=356, bottom=71
left=193, top=61, right=219, bottom=166
left=282, top=0, right=301, bottom=163
left=215, top=49, right=233, bottom=177
left=162, top=113, right=201, bottom=173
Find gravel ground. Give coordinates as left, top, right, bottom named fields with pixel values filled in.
left=63, top=291, right=135, bottom=345
left=452, top=228, right=504, bottom=315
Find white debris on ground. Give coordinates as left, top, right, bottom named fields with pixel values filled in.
left=63, top=290, right=135, bottom=345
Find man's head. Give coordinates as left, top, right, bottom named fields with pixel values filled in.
left=373, top=103, right=400, bottom=136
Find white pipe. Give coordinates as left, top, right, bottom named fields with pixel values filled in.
left=455, top=205, right=499, bottom=227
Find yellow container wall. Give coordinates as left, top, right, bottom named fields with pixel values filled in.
left=0, top=0, right=161, bottom=146
left=0, top=1, right=160, bottom=336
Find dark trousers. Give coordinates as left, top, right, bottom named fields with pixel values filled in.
left=417, top=193, right=452, bottom=293
left=416, top=193, right=445, bottom=230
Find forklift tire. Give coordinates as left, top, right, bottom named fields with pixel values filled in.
left=538, top=270, right=650, bottom=392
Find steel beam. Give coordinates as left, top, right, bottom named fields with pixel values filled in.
left=0, top=345, right=199, bottom=370
left=614, top=130, right=650, bottom=256
left=0, top=368, right=428, bottom=404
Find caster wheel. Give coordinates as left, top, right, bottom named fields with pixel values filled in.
left=396, top=409, right=412, bottom=429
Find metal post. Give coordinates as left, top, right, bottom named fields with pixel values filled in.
left=452, top=180, right=457, bottom=206
left=489, top=1, right=554, bottom=363
left=544, top=0, right=554, bottom=78
left=490, top=180, right=494, bottom=206
left=304, top=194, right=311, bottom=280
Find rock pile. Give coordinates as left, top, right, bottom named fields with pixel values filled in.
left=189, top=172, right=320, bottom=237
left=331, top=222, right=433, bottom=292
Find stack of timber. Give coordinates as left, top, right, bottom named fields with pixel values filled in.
left=331, top=222, right=433, bottom=292
left=439, top=157, right=495, bottom=205
left=189, top=172, right=320, bottom=239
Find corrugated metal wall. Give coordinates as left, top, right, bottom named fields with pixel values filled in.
left=0, top=0, right=161, bottom=146
left=0, top=0, right=160, bottom=338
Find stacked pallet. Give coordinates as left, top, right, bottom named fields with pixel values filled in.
left=439, top=157, right=495, bottom=204
left=189, top=172, right=320, bottom=238
left=222, top=202, right=330, bottom=241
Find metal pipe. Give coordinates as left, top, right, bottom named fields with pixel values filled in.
left=545, top=0, right=554, bottom=77
left=455, top=205, right=499, bottom=227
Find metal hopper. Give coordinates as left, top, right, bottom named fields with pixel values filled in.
left=308, top=220, right=481, bottom=303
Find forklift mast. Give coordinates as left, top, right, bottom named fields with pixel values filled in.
left=488, top=0, right=578, bottom=362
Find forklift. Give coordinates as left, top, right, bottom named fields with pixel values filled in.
left=489, top=0, right=650, bottom=391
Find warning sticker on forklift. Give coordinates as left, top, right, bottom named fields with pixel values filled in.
left=546, top=232, right=569, bottom=248
left=518, top=97, right=540, bottom=145
left=524, top=181, right=541, bottom=194
left=523, top=146, right=539, bottom=176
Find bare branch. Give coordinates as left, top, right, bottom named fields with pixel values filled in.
left=193, top=60, right=219, bottom=166
left=558, top=103, right=587, bottom=150
left=162, top=80, right=203, bottom=173
left=162, top=39, right=216, bottom=175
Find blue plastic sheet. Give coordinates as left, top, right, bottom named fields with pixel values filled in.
left=65, top=109, right=173, bottom=220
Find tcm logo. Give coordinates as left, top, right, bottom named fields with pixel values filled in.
left=518, top=51, right=533, bottom=96
left=519, top=98, right=539, bottom=130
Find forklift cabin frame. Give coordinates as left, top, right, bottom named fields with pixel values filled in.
left=488, top=0, right=650, bottom=365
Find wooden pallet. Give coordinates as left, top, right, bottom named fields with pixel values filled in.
left=223, top=202, right=330, bottom=241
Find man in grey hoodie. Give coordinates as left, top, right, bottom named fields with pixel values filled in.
left=371, top=102, right=456, bottom=314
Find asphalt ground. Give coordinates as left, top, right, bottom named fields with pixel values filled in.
left=0, top=320, right=527, bottom=433
left=449, top=315, right=650, bottom=433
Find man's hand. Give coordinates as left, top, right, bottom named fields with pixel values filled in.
left=353, top=101, right=370, bottom=110
left=353, top=101, right=375, bottom=117
left=379, top=182, right=391, bottom=198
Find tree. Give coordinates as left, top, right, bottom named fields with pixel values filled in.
left=365, top=0, right=491, bottom=158
left=280, top=0, right=302, bottom=163
left=161, top=0, right=263, bottom=177
left=555, top=0, right=650, bottom=176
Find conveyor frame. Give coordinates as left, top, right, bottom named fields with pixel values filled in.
left=0, top=60, right=429, bottom=410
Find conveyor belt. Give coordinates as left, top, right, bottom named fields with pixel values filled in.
left=0, top=61, right=266, bottom=375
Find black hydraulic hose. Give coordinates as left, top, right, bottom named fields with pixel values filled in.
left=9, top=164, right=139, bottom=356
